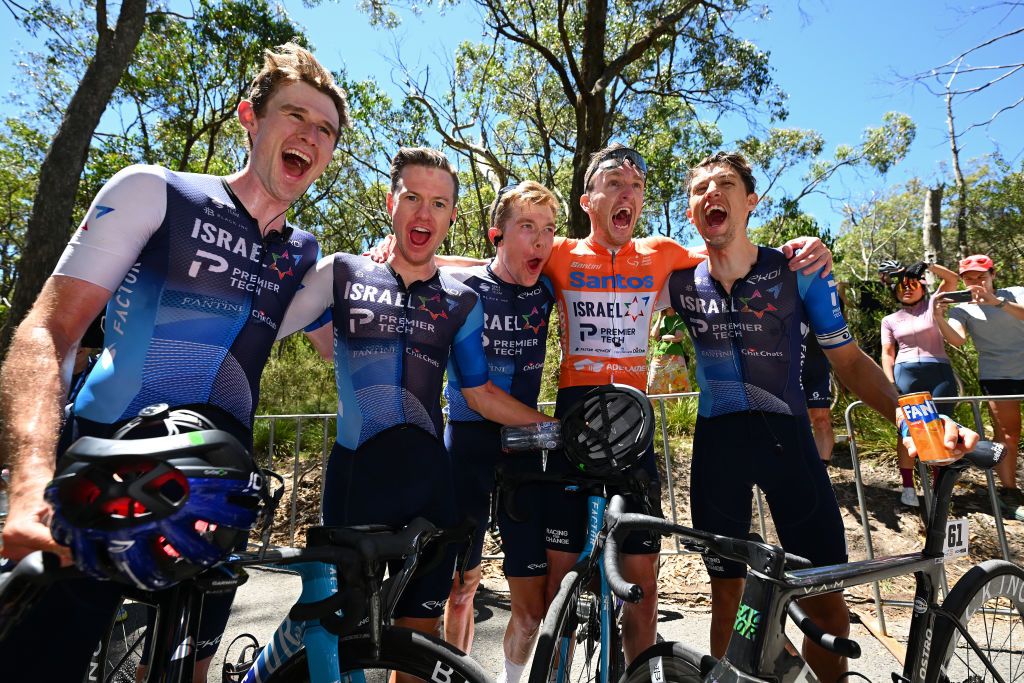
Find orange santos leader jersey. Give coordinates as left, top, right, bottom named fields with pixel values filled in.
left=543, top=235, right=703, bottom=391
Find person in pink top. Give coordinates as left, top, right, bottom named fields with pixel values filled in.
left=879, top=260, right=959, bottom=506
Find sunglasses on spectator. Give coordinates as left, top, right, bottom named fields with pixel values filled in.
left=895, top=278, right=922, bottom=293
left=584, top=148, right=648, bottom=189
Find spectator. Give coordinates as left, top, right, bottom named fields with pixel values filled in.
left=879, top=260, right=959, bottom=506
left=647, top=308, right=691, bottom=395
left=934, top=254, right=1024, bottom=519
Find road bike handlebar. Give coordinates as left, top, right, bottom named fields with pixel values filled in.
left=786, top=599, right=861, bottom=659
left=602, top=495, right=812, bottom=606
left=495, top=462, right=652, bottom=524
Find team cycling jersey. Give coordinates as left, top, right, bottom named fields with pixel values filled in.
left=277, top=253, right=489, bottom=449
left=542, top=236, right=703, bottom=391
left=660, top=247, right=852, bottom=418
left=443, top=264, right=555, bottom=420
left=53, top=165, right=320, bottom=429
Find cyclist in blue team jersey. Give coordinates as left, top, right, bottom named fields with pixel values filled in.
left=0, top=43, right=349, bottom=681
left=660, top=151, right=978, bottom=683
left=275, top=148, right=556, bottom=656
left=441, top=181, right=558, bottom=677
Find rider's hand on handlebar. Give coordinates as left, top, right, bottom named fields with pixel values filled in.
left=1, top=493, right=70, bottom=563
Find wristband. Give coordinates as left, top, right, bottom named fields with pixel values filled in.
left=996, top=297, right=1007, bottom=309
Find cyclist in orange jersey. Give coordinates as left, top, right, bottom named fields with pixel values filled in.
left=370, top=143, right=832, bottom=664
left=540, top=144, right=832, bottom=663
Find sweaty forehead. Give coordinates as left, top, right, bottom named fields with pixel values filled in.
left=397, top=166, right=456, bottom=202
left=509, top=203, right=556, bottom=225
left=690, top=164, right=740, bottom=188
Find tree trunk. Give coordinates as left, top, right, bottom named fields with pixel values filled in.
left=922, top=184, right=944, bottom=267
left=0, top=0, right=148, bottom=352
left=567, top=0, right=608, bottom=239
left=946, top=91, right=969, bottom=259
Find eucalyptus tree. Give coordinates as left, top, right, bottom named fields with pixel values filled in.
left=1, top=0, right=147, bottom=349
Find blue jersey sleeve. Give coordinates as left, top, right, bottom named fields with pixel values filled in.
left=797, top=270, right=853, bottom=349
left=450, top=298, right=489, bottom=388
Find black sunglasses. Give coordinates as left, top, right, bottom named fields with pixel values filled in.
left=584, top=147, right=648, bottom=189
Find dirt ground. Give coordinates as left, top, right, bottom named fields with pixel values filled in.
left=267, top=436, right=1022, bottom=617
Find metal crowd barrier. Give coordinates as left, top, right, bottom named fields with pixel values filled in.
left=845, top=394, right=1019, bottom=635
left=253, top=391, right=775, bottom=552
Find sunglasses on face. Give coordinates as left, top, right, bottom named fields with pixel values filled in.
left=584, top=148, right=648, bottom=189
left=895, top=278, right=922, bottom=293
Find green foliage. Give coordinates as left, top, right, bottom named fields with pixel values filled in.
left=0, top=119, right=47, bottom=302
left=253, top=334, right=337, bottom=459
left=740, top=113, right=916, bottom=227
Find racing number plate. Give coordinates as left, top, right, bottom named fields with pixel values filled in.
left=944, top=518, right=969, bottom=558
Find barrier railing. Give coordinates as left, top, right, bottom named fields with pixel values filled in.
left=844, top=394, right=1018, bottom=635
left=252, top=391, right=778, bottom=552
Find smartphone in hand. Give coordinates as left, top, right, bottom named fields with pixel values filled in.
left=937, top=290, right=974, bottom=303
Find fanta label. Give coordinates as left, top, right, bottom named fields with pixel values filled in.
left=903, top=400, right=940, bottom=423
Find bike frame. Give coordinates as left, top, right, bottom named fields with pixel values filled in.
left=551, top=489, right=617, bottom=683
left=705, top=459, right=977, bottom=683
left=92, top=525, right=429, bottom=683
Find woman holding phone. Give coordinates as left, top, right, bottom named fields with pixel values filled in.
left=879, top=260, right=960, bottom=506
left=934, top=254, right=1024, bottom=519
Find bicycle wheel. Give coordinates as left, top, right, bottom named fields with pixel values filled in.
left=261, top=626, right=490, bottom=683
left=88, top=598, right=153, bottom=683
left=620, top=641, right=715, bottom=683
left=528, top=568, right=623, bottom=683
left=929, top=560, right=1024, bottom=683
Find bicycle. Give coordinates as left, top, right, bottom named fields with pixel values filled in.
left=601, top=440, right=1012, bottom=683
left=0, top=428, right=490, bottom=683
left=499, top=383, right=658, bottom=683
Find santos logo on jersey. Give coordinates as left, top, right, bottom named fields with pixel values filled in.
left=569, top=272, right=654, bottom=289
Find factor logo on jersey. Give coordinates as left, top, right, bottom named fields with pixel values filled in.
left=83, top=204, right=115, bottom=230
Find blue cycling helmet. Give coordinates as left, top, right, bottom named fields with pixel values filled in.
left=46, top=404, right=270, bottom=590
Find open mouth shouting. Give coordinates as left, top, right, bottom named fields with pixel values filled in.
left=612, top=206, right=633, bottom=230
left=409, top=226, right=433, bottom=247
left=282, top=147, right=312, bottom=180
left=705, top=203, right=728, bottom=228
left=525, top=257, right=543, bottom=275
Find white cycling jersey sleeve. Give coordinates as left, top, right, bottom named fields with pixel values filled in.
left=53, top=165, right=169, bottom=292
left=276, top=253, right=335, bottom=339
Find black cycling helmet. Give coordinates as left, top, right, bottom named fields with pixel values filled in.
left=877, top=258, right=903, bottom=276
left=561, top=384, right=654, bottom=475
left=46, top=404, right=272, bottom=590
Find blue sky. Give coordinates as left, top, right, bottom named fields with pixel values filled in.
left=2, top=1, right=1021, bottom=235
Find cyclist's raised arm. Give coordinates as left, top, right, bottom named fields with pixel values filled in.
left=0, top=276, right=110, bottom=561
left=450, top=298, right=555, bottom=426
left=276, top=254, right=335, bottom=340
